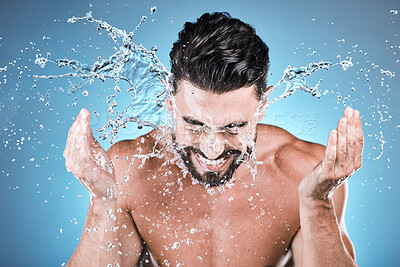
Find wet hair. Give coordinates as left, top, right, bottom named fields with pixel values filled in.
left=170, top=12, right=270, bottom=100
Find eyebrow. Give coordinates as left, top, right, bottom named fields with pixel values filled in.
left=183, top=116, right=204, bottom=126
left=183, top=116, right=248, bottom=129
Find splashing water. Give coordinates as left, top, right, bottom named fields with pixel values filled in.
left=264, top=59, right=353, bottom=108
left=33, top=11, right=358, bottom=183
left=0, top=5, right=398, bottom=266
left=34, top=11, right=171, bottom=143
left=34, top=12, right=353, bottom=138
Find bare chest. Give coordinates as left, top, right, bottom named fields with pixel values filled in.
left=128, top=164, right=301, bottom=266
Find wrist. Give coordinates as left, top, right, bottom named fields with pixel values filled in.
left=90, top=196, right=118, bottom=217
left=299, top=195, right=334, bottom=213
left=298, top=181, right=334, bottom=210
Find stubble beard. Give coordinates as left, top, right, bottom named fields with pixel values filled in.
left=171, top=134, right=254, bottom=187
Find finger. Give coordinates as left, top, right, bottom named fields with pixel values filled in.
left=65, top=109, right=87, bottom=150
left=77, top=109, right=93, bottom=158
left=81, top=109, right=99, bottom=149
left=65, top=109, right=91, bottom=170
left=336, top=116, right=347, bottom=169
left=77, top=110, right=109, bottom=171
left=322, top=129, right=337, bottom=172
left=80, top=110, right=103, bottom=158
left=68, top=108, right=86, bottom=137
left=353, top=109, right=364, bottom=168
left=345, top=107, right=355, bottom=165
left=78, top=108, right=90, bottom=135
left=64, top=110, right=83, bottom=159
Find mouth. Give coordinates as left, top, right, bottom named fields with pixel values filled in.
left=193, top=153, right=231, bottom=172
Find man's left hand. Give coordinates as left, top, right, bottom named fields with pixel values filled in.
left=298, top=107, right=364, bottom=203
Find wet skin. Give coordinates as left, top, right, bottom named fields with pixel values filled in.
left=65, top=81, right=362, bottom=266
left=113, top=126, right=306, bottom=266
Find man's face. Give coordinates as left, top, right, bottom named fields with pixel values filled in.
left=167, top=81, right=265, bottom=187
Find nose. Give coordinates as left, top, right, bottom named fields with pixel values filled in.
left=199, top=131, right=225, bottom=160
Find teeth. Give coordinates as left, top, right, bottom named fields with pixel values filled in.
left=197, top=154, right=226, bottom=166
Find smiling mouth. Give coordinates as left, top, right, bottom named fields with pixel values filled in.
left=193, top=153, right=230, bottom=172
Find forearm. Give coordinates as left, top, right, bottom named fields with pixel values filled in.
left=68, top=198, right=122, bottom=267
left=298, top=199, right=357, bottom=267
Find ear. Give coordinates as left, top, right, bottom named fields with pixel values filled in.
left=257, top=86, right=273, bottom=122
left=165, top=95, right=174, bottom=115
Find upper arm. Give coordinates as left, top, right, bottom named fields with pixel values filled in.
left=107, top=140, right=143, bottom=264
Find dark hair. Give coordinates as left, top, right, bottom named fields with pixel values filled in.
left=170, top=12, right=270, bottom=100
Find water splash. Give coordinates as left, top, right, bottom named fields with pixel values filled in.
left=34, top=11, right=171, bottom=143
left=380, top=69, right=395, bottom=79
left=264, top=59, right=353, bottom=108
left=0, top=7, right=397, bottom=265
left=34, top=11, right=356, bottom=146
left=34, top=12, right=358, bottom=185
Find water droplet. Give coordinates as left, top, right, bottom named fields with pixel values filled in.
left=171, top=241, right=180, bottom=250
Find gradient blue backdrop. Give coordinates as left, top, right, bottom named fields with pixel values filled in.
left=0, top=0, right=399, bottom=266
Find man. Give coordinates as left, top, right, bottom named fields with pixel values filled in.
left=64, top=12, right=363, bottom=266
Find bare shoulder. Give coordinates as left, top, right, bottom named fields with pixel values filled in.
left=105, top=131, right=161, bottom=205
left=257, top=124, right=325, bottom=181
left=107, top=131, right=157, bottom=156
left=106, top=130, right=162, bottom=177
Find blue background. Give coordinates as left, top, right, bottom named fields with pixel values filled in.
left=0, top=0, right=399, bottom=266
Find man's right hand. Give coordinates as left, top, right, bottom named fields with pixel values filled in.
left=64, top=108, right=117, bottom=199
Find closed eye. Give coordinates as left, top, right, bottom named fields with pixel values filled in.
left=182, top=116, right=206, bottom=133
left=183, top=117, right=204, bottom=126
left=224, top=122, right=247, bottom=135
left=224, top=122, right=247, bottom=129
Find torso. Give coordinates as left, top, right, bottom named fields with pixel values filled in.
left=115, top=124, right=319, bottom=266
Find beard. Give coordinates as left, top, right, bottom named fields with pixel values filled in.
left=171, top=134, right=253, bottom=187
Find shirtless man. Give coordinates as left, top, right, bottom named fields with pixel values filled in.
left=64, top=12, right=363, bottom=266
